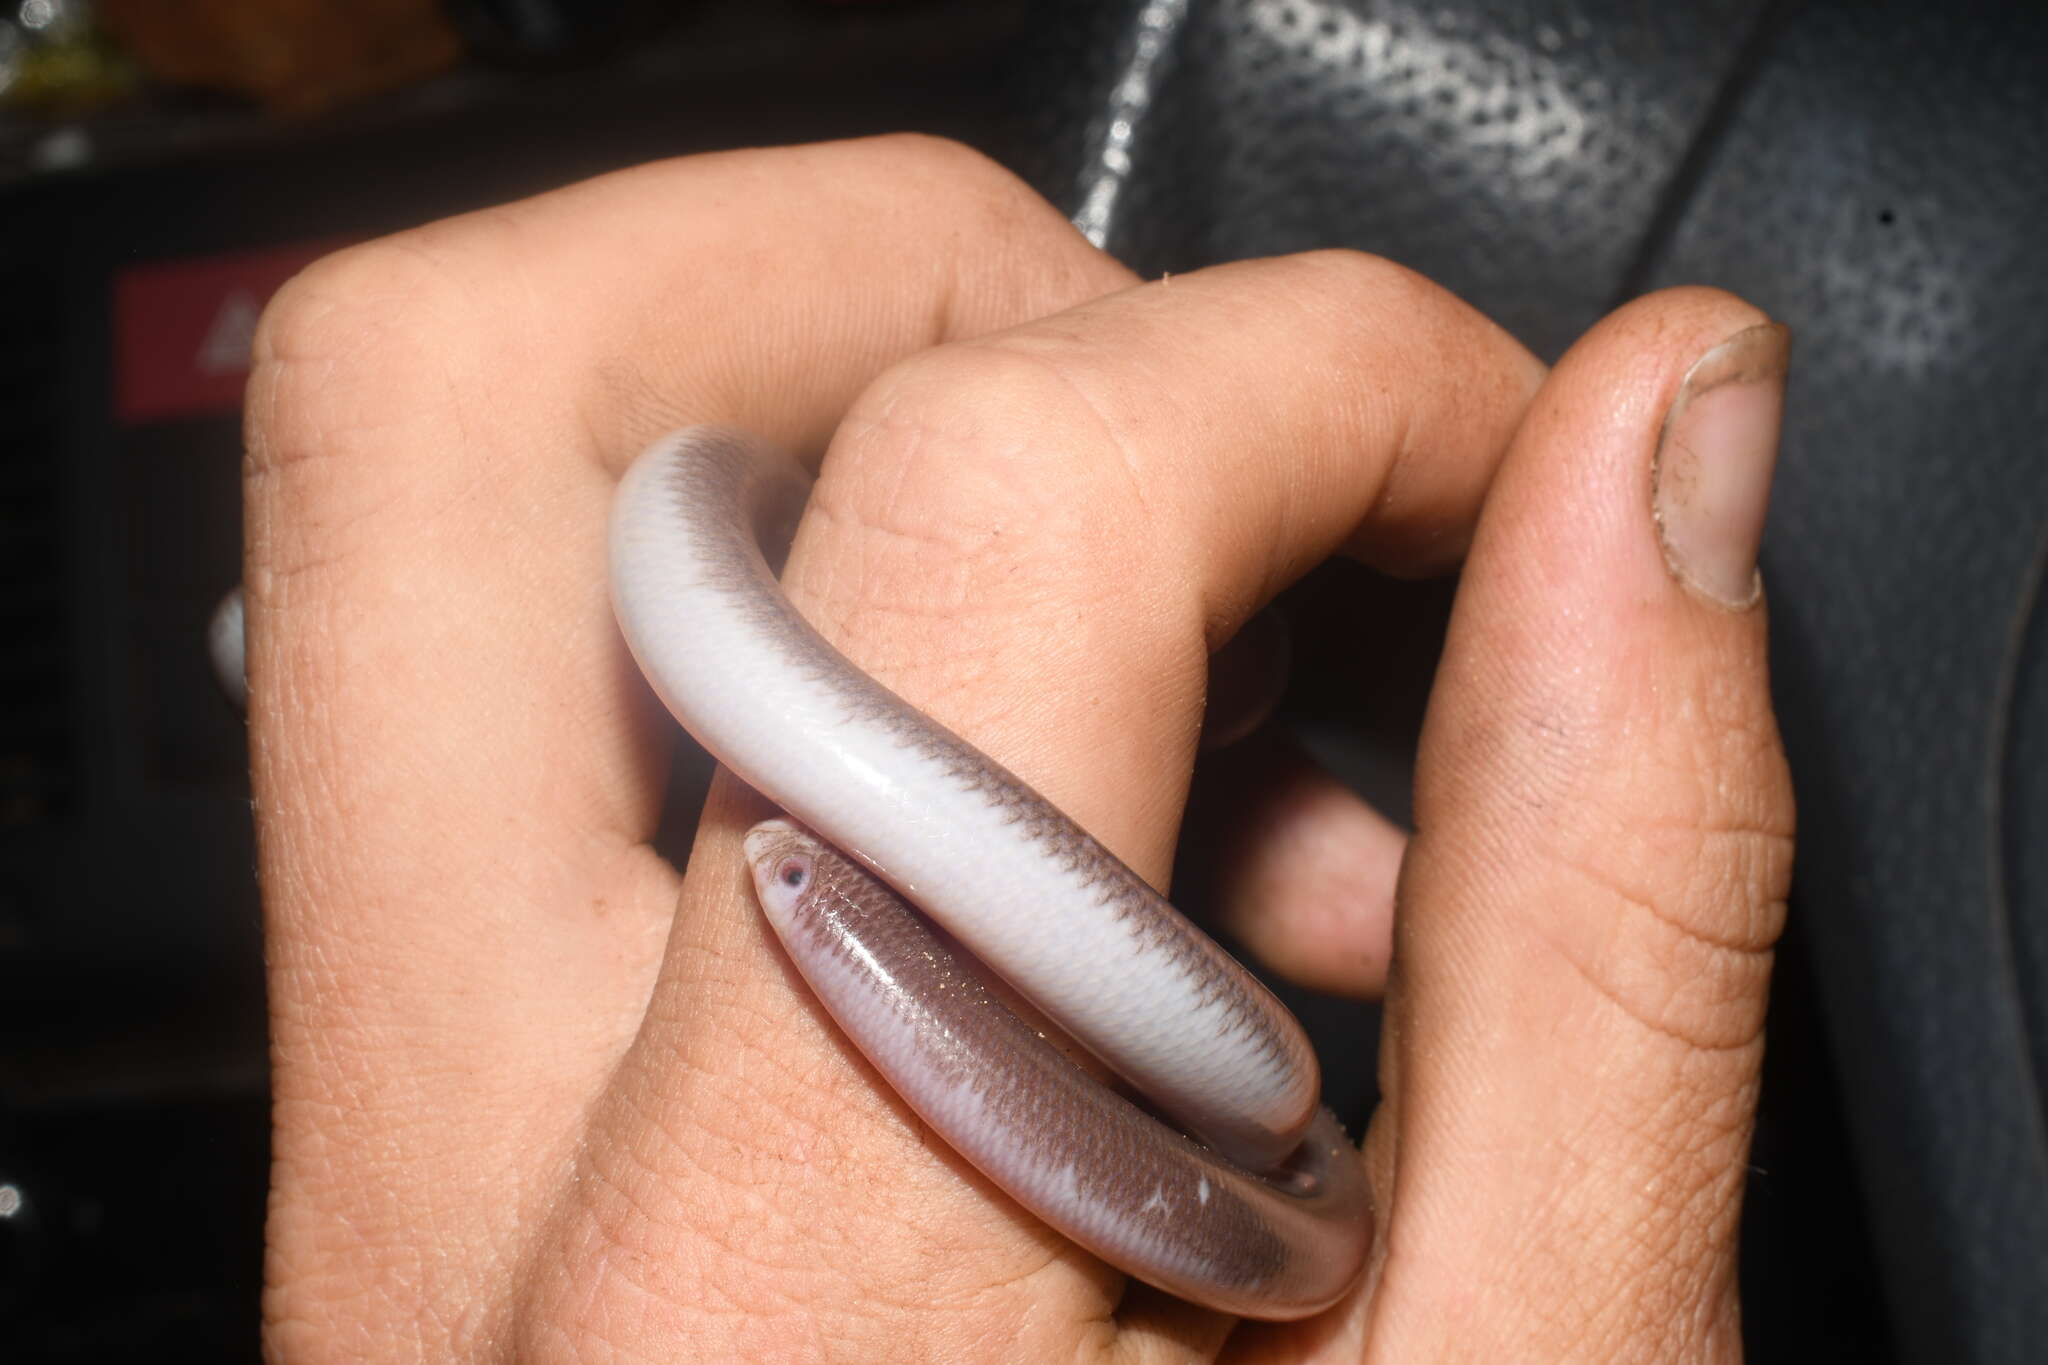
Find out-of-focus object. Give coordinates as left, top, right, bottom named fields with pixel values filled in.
left=0, top=0, right=137, bottom=112
left=97, top=0, right=460, bottom=115
left=443, top=0, right=676, bottom=68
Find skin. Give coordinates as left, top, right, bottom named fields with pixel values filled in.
left=246, top=135, right=1794, bottom=1362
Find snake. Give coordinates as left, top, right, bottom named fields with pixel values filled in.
left=608, top=427, right=1372, bottom=1319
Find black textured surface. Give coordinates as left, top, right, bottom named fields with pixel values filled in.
left=1023, top=0, right=1769, bottom=358
left=2007, top=536, right=2048, bottom=1162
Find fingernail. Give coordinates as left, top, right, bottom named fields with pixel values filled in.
left=1651, top=322, right=1791, bottom=608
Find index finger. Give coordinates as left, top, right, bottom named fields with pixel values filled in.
left=776, top=252, right=1547, bottom=879
left=591, top=250, right=1548, bottom=1346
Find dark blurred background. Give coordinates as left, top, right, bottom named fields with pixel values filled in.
left=1, top=0, right=2042, bottom=1359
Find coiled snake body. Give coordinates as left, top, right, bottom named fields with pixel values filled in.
left=609, top=429, right=1371, bottom=1318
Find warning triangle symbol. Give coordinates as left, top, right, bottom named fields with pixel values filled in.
left=196, top=289, right=261, bottom=376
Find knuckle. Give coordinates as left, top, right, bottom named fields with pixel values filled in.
left=1540, top=744, right=1794, bottom=1056
left=1262, top=247, right=1446, bottom=331
left=247, top=239, right=455, bottom=493
left=797, top=341, right=1193, bottom=752
left=1544, top=841, right=1783, bottom=1055
left=837, top=133, right=1121, bottom=314
left=856, top=131, right=1067, bottom=230
left=251, top=227, right=496, bottom=418
left=842, top=133, right=1079, bottom=265
left=245, top=229, right=522, bottom=591
left=832, top=340, right=1161, bottom=591
left=852, top=130, right=1022, bottom=194
left=1277, top=245, right=1424, bottom=296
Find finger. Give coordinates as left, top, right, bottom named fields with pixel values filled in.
left=245, top=137, right=1131, bottom=1348
left=789, top=252, right=1544, bottom=880
left=1201, top=608, right=1292, bottom=750
left=1354, top=291, right=1794, bottom=1358
left=1186, top=732, right=1405, bottom=998
left=597, top=250, right=1545, bottom=1346
left=1194, top=607, right=1410, bottom=996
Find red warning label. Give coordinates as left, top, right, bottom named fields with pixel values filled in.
left=113, top=241, right=342, bottom=425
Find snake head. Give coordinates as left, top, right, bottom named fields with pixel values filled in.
left=743, top=818, right=823, bottom=919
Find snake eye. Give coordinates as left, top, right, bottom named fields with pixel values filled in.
left=777, top=856, right=810, bottom=891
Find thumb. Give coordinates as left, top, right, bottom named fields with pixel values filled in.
left=1361, top=290, right=1795, bottom=1359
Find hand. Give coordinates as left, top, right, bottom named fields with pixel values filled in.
left=247, top=135, right=1792, bottom=1361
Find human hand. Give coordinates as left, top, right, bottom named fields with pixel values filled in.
left=246, top=135, right=1791, bottom=1361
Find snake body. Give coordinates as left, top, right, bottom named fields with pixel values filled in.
left=608, top=428, right=1371, bottom=1318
